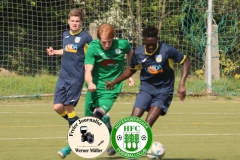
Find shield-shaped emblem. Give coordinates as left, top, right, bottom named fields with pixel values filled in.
left=115, top=49, right=121, bottom=54
left=155, top=54, right=162, bottom=62
left=75, top=37, right=81, bottom=43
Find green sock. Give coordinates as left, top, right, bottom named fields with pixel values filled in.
left=101, top=115, right=108, bottom=124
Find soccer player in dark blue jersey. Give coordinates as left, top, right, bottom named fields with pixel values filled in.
left=46, top=8, right=92, bottom=159
left=105, top=26, right=191, bottom=156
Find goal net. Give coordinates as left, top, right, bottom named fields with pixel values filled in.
left=0, top=0, right=240, bottom=98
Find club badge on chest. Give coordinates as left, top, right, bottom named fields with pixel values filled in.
left=75, top=37, right=81, bottom=43
left=155, top=54, right=162, bottom=62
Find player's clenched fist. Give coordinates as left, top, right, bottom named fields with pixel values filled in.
left=46, top=47, right=55, bottom=56
left=105, top=81, right=114, bottom=90
left=88, top=83, right=96, bottom=92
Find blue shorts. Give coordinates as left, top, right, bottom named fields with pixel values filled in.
left=54, top=77, right=84, bottom=106
left=134, top=90, right=173, bottom=115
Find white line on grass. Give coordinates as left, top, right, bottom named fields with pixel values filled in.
left=154, top=133, right=240, bottom=136
left=0, top=112, right=54, bottom=114
left=1, top=100, right=239, bottom=107
left=1, top=102, right=134, bottom=106
left=0, top=112, right=239, bottom=115
left=0, top=137, right=66, bottom=140
left=1, top=122, right=239, bottom=128
left=0, top=112, right=68, bottom=114
left=1, top=133, right=240, bottom=141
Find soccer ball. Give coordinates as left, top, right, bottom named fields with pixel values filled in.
left=146, top=142, right=165, bottom=160
left=141, top=135, right=147, bottom=141
left=117, top=135, right=122, bottom=141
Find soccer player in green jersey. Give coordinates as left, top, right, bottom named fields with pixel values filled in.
left=84, top=23, right=134, bottom=148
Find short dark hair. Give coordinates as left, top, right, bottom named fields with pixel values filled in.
left=142, top=26, right=159, bottom=38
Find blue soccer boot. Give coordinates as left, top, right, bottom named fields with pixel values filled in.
left=57, top=145, right=71, bottom=159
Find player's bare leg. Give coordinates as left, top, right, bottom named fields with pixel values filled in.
left=57, top=105, right=79, bottom=159
left=54, top=103, right=68, bottom=120
left=130, top=107, right=145, bottom=117
left=145, top=106, right=162, bottom=127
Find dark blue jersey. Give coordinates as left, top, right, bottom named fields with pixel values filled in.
left=130, top=42, right=186, bottom=94
left=59, top=30, right=92, bottom=81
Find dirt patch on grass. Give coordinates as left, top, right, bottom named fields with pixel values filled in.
left=0, top=68, right=17, bottom=76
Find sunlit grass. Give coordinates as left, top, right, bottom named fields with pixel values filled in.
left=0, top=74, right=239, bottom=98
left=0, top=97, right=239, bottom=160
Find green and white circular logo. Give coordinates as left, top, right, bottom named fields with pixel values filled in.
left=111, top=116, right=153, bottom=159
left=68, top=117, right=110, bottom=159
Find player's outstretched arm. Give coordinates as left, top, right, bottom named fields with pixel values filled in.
left=106, top=68, right=136, bottom=90
left=177, top=57, right=191, bottom=101
left=46, top=47, right=63, bottom=56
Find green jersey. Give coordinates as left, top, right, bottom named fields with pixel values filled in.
left=85, top=39, right=131, bottom=93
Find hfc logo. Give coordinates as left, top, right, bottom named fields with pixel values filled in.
left=111, top=117, right=153, bottom=159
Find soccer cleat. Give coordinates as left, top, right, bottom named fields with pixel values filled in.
left=107, top=146, right=116, bottom=156
left=57, top=145, right=71, bottom=159
left=102, top=113, right=112, bottom=134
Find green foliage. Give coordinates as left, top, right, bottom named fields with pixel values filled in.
left=0, top=0, right=240, bottom=97
left=93, top=1, right=138, bottom=43
left=0, top=1, right=71, bottom=75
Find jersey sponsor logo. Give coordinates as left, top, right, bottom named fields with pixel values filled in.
left=145, top=64, right=163, bottom=74
left=64, top=44, right=78, bottom=53
left=75, top=37, right=81, bottom=43
left=65, top=36, right=69, bottom=38
left=155, top=54, right=162, bottom=62
left=100, top=59, right=117, bottom=67
left=115, top=49, right=121, bottom=54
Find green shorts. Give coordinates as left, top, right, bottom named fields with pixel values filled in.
left=84, top=91, right=119, bottom=116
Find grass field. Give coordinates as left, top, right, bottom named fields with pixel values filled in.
left=0, top=96, right=240, bottom=160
